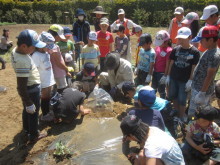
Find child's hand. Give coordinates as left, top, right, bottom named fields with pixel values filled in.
left=197, top=143, right=212, bottom=155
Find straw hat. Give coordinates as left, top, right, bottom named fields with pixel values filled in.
left=91, top=6, right=108, bottom=16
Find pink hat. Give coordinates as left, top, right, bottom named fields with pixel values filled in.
left=154, top=30, right=170, bottom=46
left=182, top=12, right=199, bottom=24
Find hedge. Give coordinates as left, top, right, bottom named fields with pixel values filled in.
left=0, top=0, right=219, bottom=26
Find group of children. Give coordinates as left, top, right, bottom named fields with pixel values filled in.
left=2, top=4, right=220, bottom=165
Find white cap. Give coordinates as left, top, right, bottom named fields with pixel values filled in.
left=118, top=9, right=125, bottom=15
left=181, top=12, right=199, bottom=24
left=176, top=27, right=192, bottom=39
left=88, top=31, right=97, bottom=41
left=154, top=30, right=170, bottom=46
left=65, top=53, right=73, bottom=62
left=174, top=7, right=184, bottom=15
left=200, top=5, right=218, bottom=20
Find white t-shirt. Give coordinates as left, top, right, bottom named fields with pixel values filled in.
left=32, top=51, right=55, bottom=88
left=11, top=47, right=40, bottom=86
left=144, top=127, right=185, bottom=165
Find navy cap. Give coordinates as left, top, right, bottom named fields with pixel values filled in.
left=17, top=29, right=46, bottom=48
left=138, top=33, right=152, bottom=46
left=138, top=87, right=156, bottom=106
left=76, top=8, right=86, bottom=17
left=120, top=115, right=142, bottom=136
left=122, top=82, right=136, bottom=96
left=63, top=27, right=72, bottom=36
left=84, top=62, right=95, bottom=76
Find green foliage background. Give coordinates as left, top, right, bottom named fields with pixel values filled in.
left=0, top=0, right=219, bottom=26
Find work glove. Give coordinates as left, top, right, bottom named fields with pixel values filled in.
left=159, top=75, right=167, bottom=85
left=134, top=68, right=139, bottom=75
left=185, top=80, right=192, bottom=92
left=194, top=91, right=206, bottom=105
left=165, top=75, right=170, bottom=86
left=26, top=104, right=36, bottom=114
left=145, top=75, right=152, bottom=83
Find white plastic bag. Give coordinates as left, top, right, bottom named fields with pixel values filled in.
left=84, top=87, right=113, bottom=112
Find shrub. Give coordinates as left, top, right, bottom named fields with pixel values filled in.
left=132, top=8, right=151, bottom=26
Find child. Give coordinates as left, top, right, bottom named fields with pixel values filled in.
left=132, top=25, right=143, bottom=67
left=96, top=17, right=114, bottom=72
left=57, top=27, right=76, bottom=69
left=152, top=30, right=172, bottom=99
left=114, top=24, right=129, bottom=60
left=72, top=62, right=97, bottom=94
left=168, top=7, right=185, bottom=45
left=81, top=31, right=100, bottom=71
left=31, top=32, right=56, bottom=122
left=136, top=33, right=155, bottom=86
left=0, top=29, right=13, bottom=52
left=72, top=8, right=90, bottom=45
left=48, top=24, right=71, bottom=93
left=188, top=26, right=220, bottom=118
left=182, top=105, right=220, bottom=164
left=11, top=29, right=47, bottom=143
left=166, top=27, right=200, bottom=121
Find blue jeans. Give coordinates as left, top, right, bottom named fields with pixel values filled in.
left=168, top=78, right=187, bottom=106
left=152, top=71, right=166, bottom=98
left=22, top=84, right=40, bottom=141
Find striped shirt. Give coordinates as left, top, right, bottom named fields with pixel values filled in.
left=11, top=47, right=40, bottom=86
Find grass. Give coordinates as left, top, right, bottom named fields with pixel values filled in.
left=0, top=22, right=17, bottom=26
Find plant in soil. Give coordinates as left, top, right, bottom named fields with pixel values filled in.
left=53, top=141, right=72, bottom=163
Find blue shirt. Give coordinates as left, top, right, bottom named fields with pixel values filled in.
left=137, top=48, right=155, bottom=72
left=129, top=109, right=165, bottom=131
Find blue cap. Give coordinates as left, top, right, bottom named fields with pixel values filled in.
left=63, top=27, right=72, bottom=36
left=17, top=29, right=46, bottom=48
left=138, top=87, right=156, bottom=106
left=84, top=62, right=95, bottom=76
left=138, top=33, right=152, bottom=46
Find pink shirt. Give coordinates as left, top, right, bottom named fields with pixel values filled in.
left=96, top=31, right=114, bottom=57
left=154, top=46, right=172, bottom=73
left=48, top=45, right=66, bottom=78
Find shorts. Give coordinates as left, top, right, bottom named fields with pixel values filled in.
left=168, top=78, right=187, bottom=106
left=54, top=77, right=68, bottom=89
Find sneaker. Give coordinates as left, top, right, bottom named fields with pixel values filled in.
left=41, top=111, right=54, bottom=122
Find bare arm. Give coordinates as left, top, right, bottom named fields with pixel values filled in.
left=189, top=64, right=196, bottom=80
left=201, top=67, right=218, bottom=92
left=167, top=60, right=174, bottom=76
left=109, top=43, right=113, bottom=52
left=149, top=62, right=154, bottom=75
left=164, top=60, right=170, bottom=76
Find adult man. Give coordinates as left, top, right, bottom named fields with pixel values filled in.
left=111, top=9, right=138, bottom=62
left=99, top=52, right=134, bottom=100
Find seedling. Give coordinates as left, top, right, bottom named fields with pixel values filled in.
left=53, top=141, right=72, bottom=163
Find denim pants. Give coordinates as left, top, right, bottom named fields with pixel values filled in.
left=136, top=69, right=148, bottom=86
left=152, top=71, right=166, bottom=98
left=22, top=84, right=40, bottom=141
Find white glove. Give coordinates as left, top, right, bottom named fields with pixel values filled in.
left=97, top=64, right=100, bottom=71
left=165, top=75, right=170, bottom=86
left=185, top=80, right=192, bottom=92
left=194, top=91, right=206, bottom=105
left=145, top=75, right=152, bottom=83
left=26, top=104, right=36, bottom=114
left=160, top=75, right=167, bottom=84
left=134, top=68, right=138, bottom=75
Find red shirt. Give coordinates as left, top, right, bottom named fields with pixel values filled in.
left=154, top=46, right=172, bottom=73
left=96, top=31, right=114, bottom=57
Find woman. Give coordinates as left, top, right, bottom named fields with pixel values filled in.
left=120, top=115, right=185, bottom=165
left=0, top=29, right=13, bottom=52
